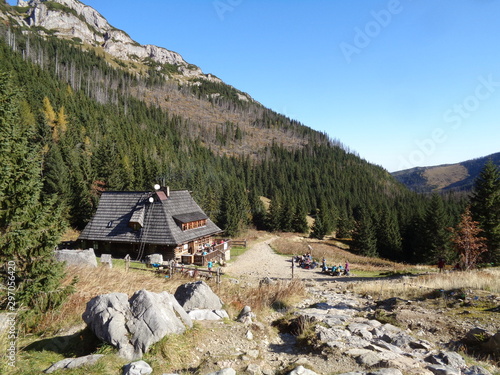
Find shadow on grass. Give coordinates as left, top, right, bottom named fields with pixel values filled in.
left=23, top=327, right=103, bottom=357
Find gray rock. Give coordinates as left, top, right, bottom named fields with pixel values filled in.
left=368, top=369, right=403, bottom=375
left=55, top=248, right=97, bottom=268
left=425, top=351, right=466, bottom=369
left=347, top=323, right=374, bottom=340
left=409, top=338, right=433, bottom=350
left=145, top=253, right=163, bottom=265
left=368, top=339, right=404, bottom=355
left=123, top=360, right=152, bottom=375
left=346, top=348, right=382, bottom=367
left=357, top=351, right=382, bottom=367
left=127, top=290, right=192, bottom=355
left=426, top=365, right=461, bottom=375
left=174, top=281, right=223, bottom=311
left=82, top=292, right=134, bottom=358
left=82, top=290, right=192, bottom=360
left=463, top=365, right=492, bottom=375
left=287, top=366, right=318, bottom=375
left=316, top=326, right=351, bottom=343
left=237, top=305, right=256, bottom=324
left=260, top=277, right=274, bottom=285
left=388, top=332, right=413, bottom=348
left=187, top=309, right=228, bottom=320
left=246, top=363, right=262, bottom=375
left=206, top=369, right=236, bottom=375
left=44, top=354, right=104, bottom=373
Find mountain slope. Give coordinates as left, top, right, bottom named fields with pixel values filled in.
left=1, top=0, right=330, bottom=158
left=392, top=152, right=500, bottom=193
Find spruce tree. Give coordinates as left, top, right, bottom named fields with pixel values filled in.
left=291, top=202, right=309, bottom=234
left=248, top=190, right=267, bottom=230
left=310, top=214, right=328, bottom=240
left=377, top=208, right=403, bottom=260
left=0, top=72, right=71, bottom=313
left=267, top=193, right=283, bottom=232
left=351, top=207, right=378, bottom=257
left=336, top=213, right=354, bottom=239
left=418, top=194, right=451, bottom=263
left=279, top=196, right=294, bottom=232
left=470, top=160, right=500, bottom=264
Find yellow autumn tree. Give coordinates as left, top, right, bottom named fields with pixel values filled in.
left=42, top=97, right=67, bottom=142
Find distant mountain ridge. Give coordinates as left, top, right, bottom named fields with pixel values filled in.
left=392, top=152, right=500, bottom=193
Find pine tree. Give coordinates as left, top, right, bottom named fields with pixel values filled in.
left=0, top=72, right=72, bottom=313
left=267, top=193, right=283, bottom=232
left=336, top=213, right=353, bottom=239
left=310, top=214, right=328, bottom=240
left=418, top=194, right=451, bottom=263
left=451, top=207, right=487, bottom=270
left=291, top=202, right=309, bottom=234
left=217, top=182, right=250, bottom=237
left=351, top=207, right=378, bottom=257
left=377, top=208, right=403, bottom=260
left=470, top=160, right=500, bottom=264
left=279, top=196, right=294, bottom=232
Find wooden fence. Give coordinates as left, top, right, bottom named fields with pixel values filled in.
left=193, top=249, right=225, bottom=266
left=230, top=239, right=247, bottom=247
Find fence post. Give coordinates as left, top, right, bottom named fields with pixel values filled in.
left=291, top=257, right=295, bottom=279
left=216, top=267, right=221, bottom=284
left=125, top=254, right=131, bottom=272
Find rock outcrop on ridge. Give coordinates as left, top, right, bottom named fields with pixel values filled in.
left=8, top=0, right=224, bottom=84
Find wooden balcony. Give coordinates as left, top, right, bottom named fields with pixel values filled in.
left=189, top=240, right=231, bottom=266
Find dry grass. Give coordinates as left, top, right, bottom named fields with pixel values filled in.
left=219, top=278, right=306, bottom=317
left=423, top=164, right=469, bottom=190
left=347, top=268, right=500, bottom=301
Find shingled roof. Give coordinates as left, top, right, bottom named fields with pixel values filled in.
left=78, top=190, right=222, bottom=245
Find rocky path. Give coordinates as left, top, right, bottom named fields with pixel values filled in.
left=214, top=237, right=497, bottom=375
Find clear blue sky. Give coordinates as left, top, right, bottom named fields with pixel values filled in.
left=14, top=0, right=500, bottom=172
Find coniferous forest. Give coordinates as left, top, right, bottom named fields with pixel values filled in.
left=0, top=5, right=499, bottom=287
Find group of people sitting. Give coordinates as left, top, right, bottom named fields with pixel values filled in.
left=294, top=253, right=318, bottom=269
left=322, top=258, right=350, bottom=276
left=294, top=254, right=351, bottom=276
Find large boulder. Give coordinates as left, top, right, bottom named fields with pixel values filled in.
left=82, top=290, right=192, bottom=360
left=55, top=249, right=98, bottom=268
left=174, top=281, right=223, bottom=311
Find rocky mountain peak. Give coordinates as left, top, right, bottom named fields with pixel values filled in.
left=13, top=0, right=218, bottom=82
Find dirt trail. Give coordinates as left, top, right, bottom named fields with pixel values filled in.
left=225, top=236, right=327, bottom=281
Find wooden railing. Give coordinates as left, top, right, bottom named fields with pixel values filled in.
left=230, top=239, right=247, bottom=247
left=193, top=249, right=225, bottom=266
